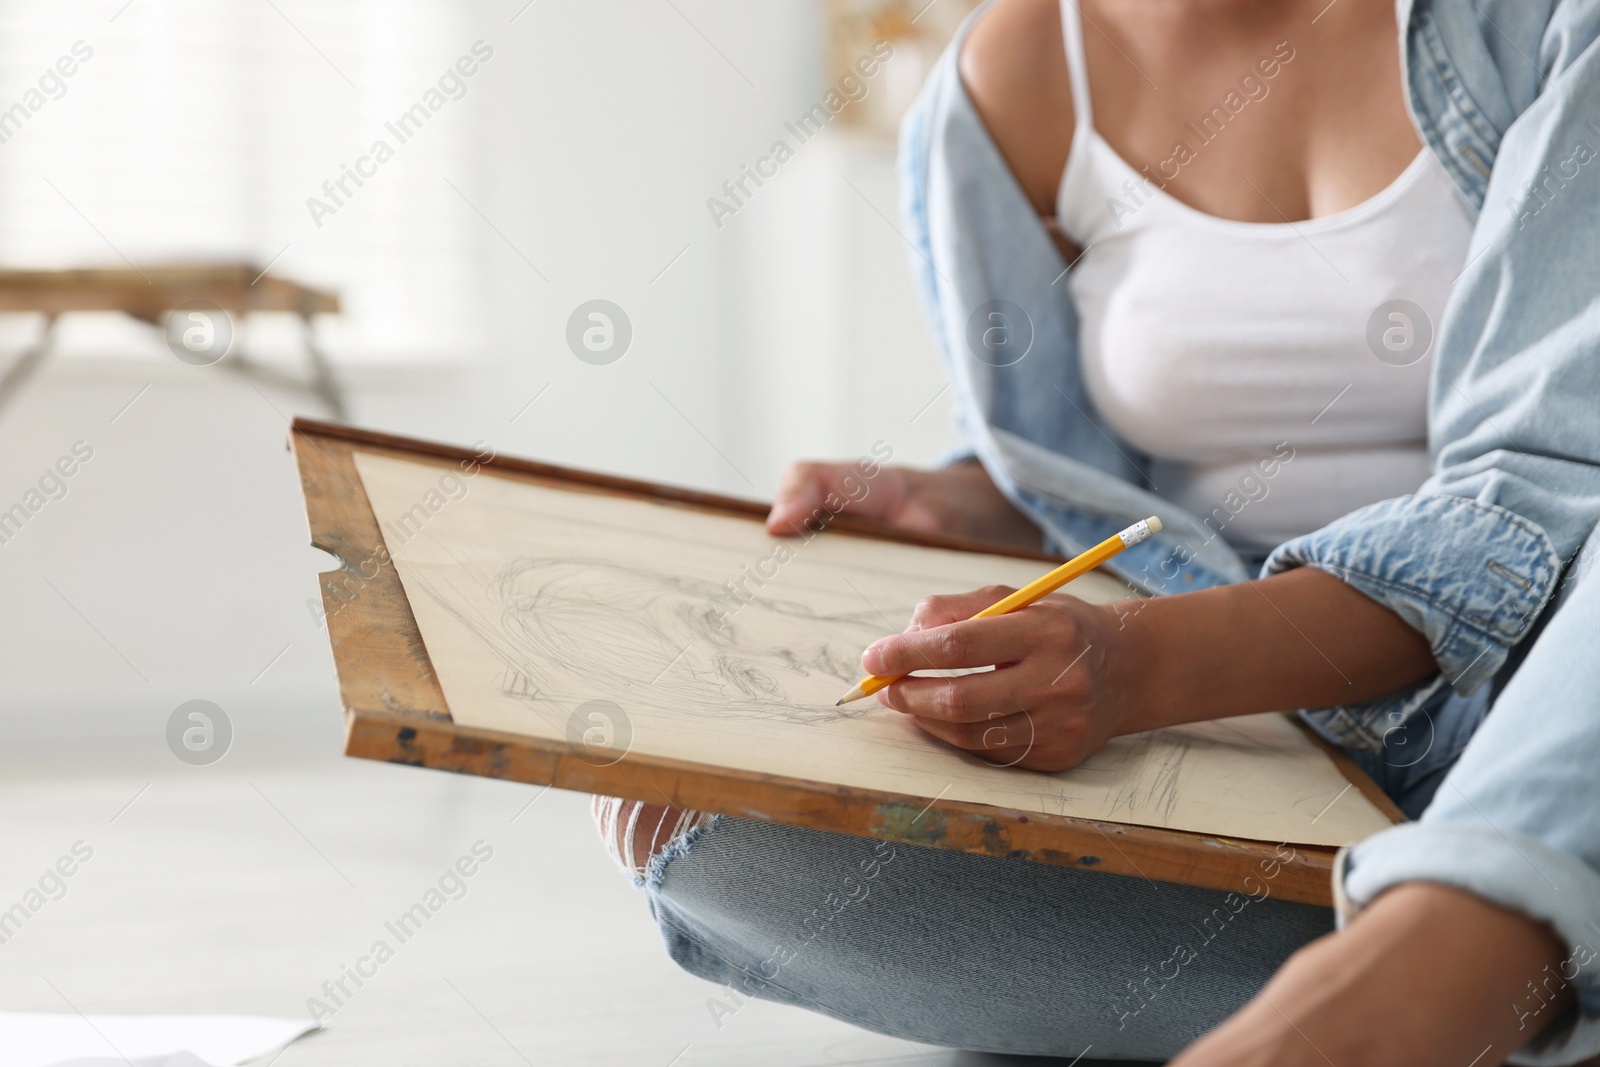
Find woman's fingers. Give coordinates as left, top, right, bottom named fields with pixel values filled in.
left=877, top=666, right=1028, bottom=722
left=864, top=615, right=1022, bottom=675
left=908, top=702, right=1096, bottom=772
left=766, top=461, right=916, bottom=535
left=766, top=462, right=835, bottom=535
left=864, top=595, right=1074, bottom=676
left=905, top=585, right=1017, bottom=630
left=908, top=708, right=1038, bottom=757
left=767, top=461, right=947, bottom=537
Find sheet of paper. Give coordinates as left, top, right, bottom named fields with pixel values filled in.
left=0, top=1013, right=316, bottom=1067
left=354, top=452, right=1393, bottom=847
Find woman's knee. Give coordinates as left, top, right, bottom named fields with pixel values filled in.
left=589, top=795, right=709, bottom=883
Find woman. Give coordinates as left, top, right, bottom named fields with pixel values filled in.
left=597, top=1, right=1600, bottom=1063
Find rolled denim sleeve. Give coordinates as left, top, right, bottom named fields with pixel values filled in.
left=1332, top=539, right=1600, bottom=1066
left=1263, top=493, right=1561, bottom=712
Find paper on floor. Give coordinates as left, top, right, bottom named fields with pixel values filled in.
left=0, top=1013, right=316, bottom=1067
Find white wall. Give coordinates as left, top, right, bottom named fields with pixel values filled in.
left=721, top=133, right=956, bottom=483
left=0, top=1, right=957, bottom=755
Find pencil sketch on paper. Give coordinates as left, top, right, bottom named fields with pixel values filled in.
left=415, top=556, right=903, bottom=726
left=350, top=450, right=1399, bottom=847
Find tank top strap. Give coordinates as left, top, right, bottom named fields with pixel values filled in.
left=1059, top=0, right=1094, bottom=132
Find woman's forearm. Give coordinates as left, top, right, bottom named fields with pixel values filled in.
left=1115, top=567, right=1437, bottom=734
left=1173, top=883, right=1572, bottom=1067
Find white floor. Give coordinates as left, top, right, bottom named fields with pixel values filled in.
left=0, top=745, right=1112, bottom=1066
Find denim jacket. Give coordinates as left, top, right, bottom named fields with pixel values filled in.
left=900, top=2, right=1600, bottom=1061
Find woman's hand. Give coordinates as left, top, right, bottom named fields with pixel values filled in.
left=861, top=585, right=1154, bottom=771
left=856, top=567, right=1441, bottom=773
left=1170, top=882, right=1575, bottom=1067
left=766, top=459, right=1042, bottom=551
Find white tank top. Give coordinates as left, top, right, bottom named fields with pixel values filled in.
left=1055, top=0, right=1474, bottom=555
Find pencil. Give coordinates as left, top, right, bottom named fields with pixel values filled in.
left=833, top=515, right=1163, bottom=706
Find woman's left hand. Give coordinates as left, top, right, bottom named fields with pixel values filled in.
left=861, top=586, right=1152, bottom=771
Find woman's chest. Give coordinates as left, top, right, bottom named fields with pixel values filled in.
left=1065, top=204, right=1471, bottom=461
left=1078, top=0, right=1420, bottom=225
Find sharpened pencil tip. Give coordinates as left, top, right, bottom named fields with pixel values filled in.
left=834, top=683, right=868, bottom=706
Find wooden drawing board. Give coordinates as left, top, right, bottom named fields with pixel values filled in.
left=291, top=418, right=1403, bottom=907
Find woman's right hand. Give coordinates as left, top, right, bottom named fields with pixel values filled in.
left=765, top=459, right=1043, bottom=550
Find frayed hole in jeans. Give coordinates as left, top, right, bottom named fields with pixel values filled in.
left=591, top=795, right=712, bottom=886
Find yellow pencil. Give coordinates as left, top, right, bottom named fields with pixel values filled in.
left=833, top=515, right=1163, bottom=706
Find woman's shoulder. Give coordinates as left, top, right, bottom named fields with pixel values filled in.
left=957, top=0, right=1075, bottom=216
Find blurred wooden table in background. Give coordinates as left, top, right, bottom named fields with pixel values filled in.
left=0, top=264, right=345, bottom=418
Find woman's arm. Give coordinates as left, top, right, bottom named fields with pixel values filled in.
left=863, top=566, right=1435, bottom=771
left=1172, top=882, right=1573, bottom=1067
left=1119, top=565, right=1436, bottom=730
